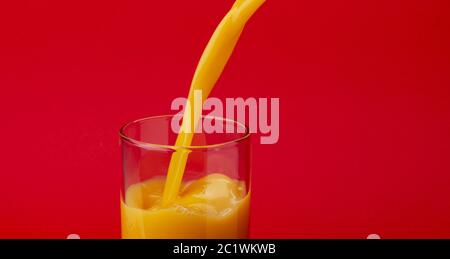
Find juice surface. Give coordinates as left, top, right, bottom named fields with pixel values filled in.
left=121, top=174, right=250, bottom=239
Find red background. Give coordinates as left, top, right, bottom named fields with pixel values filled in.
left=1, top=0, right=450, bottom=238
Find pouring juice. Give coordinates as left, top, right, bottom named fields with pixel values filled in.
left=121, top=0, right=265, bottom=238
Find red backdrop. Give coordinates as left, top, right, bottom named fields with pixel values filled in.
left=1, top=0, right=450, bottom=238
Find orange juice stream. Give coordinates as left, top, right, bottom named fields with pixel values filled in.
left=163, top=0, right=265, bottom=206
left=121, top=0, right=265, bottom=238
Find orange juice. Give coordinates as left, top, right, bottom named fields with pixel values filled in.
left=121, top=0, right=264, bottom=238
left=121, top=174, right=250, bottom=238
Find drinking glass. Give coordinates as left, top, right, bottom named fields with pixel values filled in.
left=119, top=115, right=251, bottom=238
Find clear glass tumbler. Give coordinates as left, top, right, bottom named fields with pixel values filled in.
left=119, top=115, right=251, bottom=239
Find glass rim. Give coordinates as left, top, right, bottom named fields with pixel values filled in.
left=119, top=114, right=251, bottom=150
